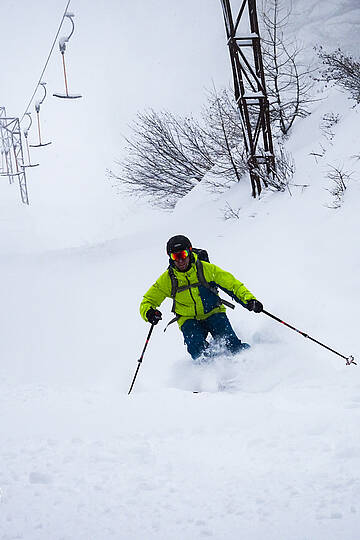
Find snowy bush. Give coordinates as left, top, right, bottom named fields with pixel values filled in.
left=317, top=47, right=360, bottom=104
left=320, top=112, right=341, bottom=142
left=326, top=164, right=354, bottom=209
left=108, top=90, right=247, bottom=208
left=255, top=145, right=296, bottom=193
left=221, top=201, right=241, bottom=220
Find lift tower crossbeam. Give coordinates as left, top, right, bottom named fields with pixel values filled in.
left=220, top=0, right=275, bottom=197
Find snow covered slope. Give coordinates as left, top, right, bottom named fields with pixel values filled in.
left=1, top=1, right=360, bottom=539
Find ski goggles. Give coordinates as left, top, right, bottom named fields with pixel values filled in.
left=170, top=249, right=190, bottom=261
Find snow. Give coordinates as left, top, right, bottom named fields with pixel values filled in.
left=2, top=89, right=360, bottom=538
left=1, top=1, right=360, bottom=539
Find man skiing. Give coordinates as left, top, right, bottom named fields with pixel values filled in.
left=140, top=235, right=263, bottom=361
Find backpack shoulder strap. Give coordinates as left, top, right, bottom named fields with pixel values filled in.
left=165, top=266, right=180, bottom=331
left=195, top=257, right=207, bottom=287
left=195, top=259, right=236, bottom=310
left=168, top=265, right=179, bottom=315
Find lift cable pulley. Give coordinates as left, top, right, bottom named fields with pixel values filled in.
left=30, top=82, right=52, bottom=148
left=53, top=12, right=82, bottom=99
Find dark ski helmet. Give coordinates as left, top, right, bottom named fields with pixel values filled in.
left=166, top=235, right=192, bottom=255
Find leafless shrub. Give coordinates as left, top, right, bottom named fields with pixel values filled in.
left=107, top=110, right=211, bottom=208
left=202, top=88, right=247, bottom=187
left=320, top=112, right=341, bottom=142
left=256, top=145, right=296, bottom=192
left=317, top=47, right=360, bottom=103
left=309, top=145, right=326, bottom=163
left=326, top=164, right=353, bottom=208
left=309, top=113, right=341, bottom=163
left=222, top=202, right=241, bottom=220
left=108, top=90, right=248, bottom=208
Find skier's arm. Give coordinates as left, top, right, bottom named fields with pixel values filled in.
left=204, top=263, right=257, bottom=308
left=140, top=272, right=171, bottom=322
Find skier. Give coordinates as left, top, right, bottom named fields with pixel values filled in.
left=140, top=235, right=263, bottom=361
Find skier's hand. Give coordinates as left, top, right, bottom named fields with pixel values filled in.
left=246, top=299, right=263, bottom=313
left=146, top=308, right=162, bottom=325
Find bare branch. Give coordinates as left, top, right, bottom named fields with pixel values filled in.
left=260, top=0, right=317, bottom=136
left=317, top=47, right=360, bottom=104
left=108, top=90, right=248, bottom=208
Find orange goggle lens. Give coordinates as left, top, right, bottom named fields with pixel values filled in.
left=170, top=249, right=190, bottom=261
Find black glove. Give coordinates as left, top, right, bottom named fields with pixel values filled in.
left=146, top=308, right=162, bottom=325
left=246, top=299, right=263, bottom=313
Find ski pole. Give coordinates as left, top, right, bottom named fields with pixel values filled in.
left=262, top=309, right=356, bottom=366
left=128, top=324, right=155, bottom=395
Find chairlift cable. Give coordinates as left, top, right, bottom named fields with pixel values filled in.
left=20, top=0, right=71, bottom=122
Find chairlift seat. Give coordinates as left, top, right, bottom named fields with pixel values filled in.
left=29, top=142, right=52, bottom=148
left=53, top=93, right=82, bottom=99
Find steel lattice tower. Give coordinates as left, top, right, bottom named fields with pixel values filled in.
left=0, top=107, right=29, bottom=204
left=220, top=0, right=275, bottom=197
left=0, top=106, right=14, bottom=180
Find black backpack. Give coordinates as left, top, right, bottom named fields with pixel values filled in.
left=192, top=248, right=210, bottom=263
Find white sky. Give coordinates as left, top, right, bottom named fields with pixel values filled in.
left=1, top=1, right=231, bottom=145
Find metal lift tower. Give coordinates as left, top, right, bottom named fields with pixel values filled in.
left=220, top=0, right=275, bottom=197
left=0, top=107, right=29, bottom=205
left=0, top=106, right=14, bottom=180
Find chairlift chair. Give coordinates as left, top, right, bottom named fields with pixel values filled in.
left=53, top=12, right=82, bottom=99
left=22, top=113, right=39, bottom=167
left=30, top=82, right=52, bottom=147
left=0, top=171, right=24, bottom=178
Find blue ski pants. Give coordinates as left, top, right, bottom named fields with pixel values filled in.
left=181, top=312, right=248, bottom=361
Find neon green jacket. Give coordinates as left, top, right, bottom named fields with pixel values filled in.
left=140, top=254, right=257, bottom=328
